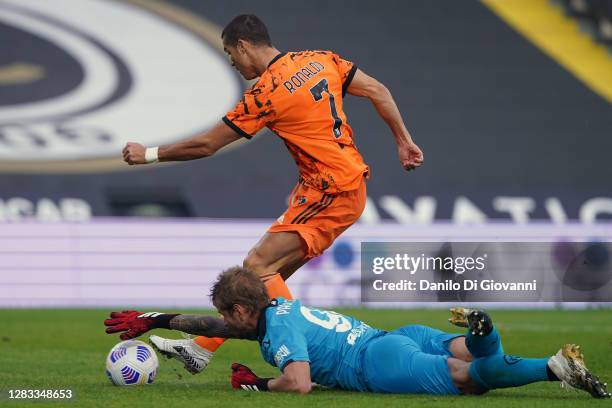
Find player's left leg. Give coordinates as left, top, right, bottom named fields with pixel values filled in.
left=278, top=257, right=308, bottom=280
left=387, top=307, right=504, bottom=363
left=388, top=325, right=467, bottom=359
left=153, top=180, right=366, bottom=374
left=448, top=307, right=503, bottom=358
left=398, top=307, right=505, bottom=364
left=242, top=230, right=307, bottom=297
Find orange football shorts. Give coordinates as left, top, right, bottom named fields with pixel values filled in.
left=268, top=177, right=367, bottom=258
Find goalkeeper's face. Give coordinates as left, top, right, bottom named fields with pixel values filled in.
left=218, top=304, right=259, bottom=336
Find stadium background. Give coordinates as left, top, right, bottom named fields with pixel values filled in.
left=0, top=0, right=611, bottom=308
left=1, top=1, right=612, bottom=405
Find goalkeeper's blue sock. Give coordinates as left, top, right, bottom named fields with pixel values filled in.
left=466, top=326, right=504, bottom=358
left=469, top=355, right=557, bottom=390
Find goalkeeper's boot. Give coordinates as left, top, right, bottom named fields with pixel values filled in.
left=548, top=344, right=610, bottom=399
left=448, top=307, right=493, bottom=336
left=149, top=335, right=213, bottom=374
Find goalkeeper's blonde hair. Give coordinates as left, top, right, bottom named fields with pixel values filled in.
left=210, top=266, right=270, bottom=314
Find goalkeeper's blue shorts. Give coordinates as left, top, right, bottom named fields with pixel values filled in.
left=362, top=325, right=463, bottom=395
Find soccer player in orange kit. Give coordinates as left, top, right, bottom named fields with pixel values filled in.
left=121, top=14, right=423, bottom=374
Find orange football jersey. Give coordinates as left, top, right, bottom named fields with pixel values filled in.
left=223, top=50, right=369, bottom=193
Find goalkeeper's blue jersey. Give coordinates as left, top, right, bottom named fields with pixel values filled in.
left=257, top=297, right=385, bottom=391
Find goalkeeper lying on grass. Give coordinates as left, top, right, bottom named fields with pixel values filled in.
left=104, top=266, right=610, bottom=398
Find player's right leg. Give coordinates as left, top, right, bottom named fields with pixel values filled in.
left=548, top=344, right=610, bottom=398
left=448, top=309, right=610, bottom=398
left=463, top=344, right=610, bottom=398
left=365, top=333, right=610, bottom=398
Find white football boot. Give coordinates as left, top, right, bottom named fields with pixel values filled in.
left=548, top=344, right=610, bottom=399
left=149, top=335, right=213, bottom=374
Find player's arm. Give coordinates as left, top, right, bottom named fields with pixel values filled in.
left=104, top=310, right=244, bottom=340
left=122, top=121, right=242, bottom=165
left=346, top=69, right=424, bottom=171
left=168, top=314, right=245, bottom=338
left=231, top=361, right=312, bottom=394
left=268, top=361, right=312, bottom=394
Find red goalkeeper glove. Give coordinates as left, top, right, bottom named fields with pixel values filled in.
left=231, top=362, right=272, bottom=392
left=104, top=310, right=179, bottom=340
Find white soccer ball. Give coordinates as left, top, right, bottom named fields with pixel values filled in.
left=105, top=340, right=159, bottom=386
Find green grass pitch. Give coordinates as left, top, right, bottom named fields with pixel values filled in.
left=0, top=308, right=611, bottom=407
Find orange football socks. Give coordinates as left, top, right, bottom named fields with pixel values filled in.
left=193, top=336, right=225, bottom=352
left=264, top=273, right=293, bottom=300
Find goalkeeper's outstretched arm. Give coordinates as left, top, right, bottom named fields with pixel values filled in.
left=169, top=314, right=245, bottom=338
left=104, top=310, right=245, bottom=340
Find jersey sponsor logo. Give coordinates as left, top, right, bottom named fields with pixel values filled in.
left=274, top=344, right=290, bottom=366
left=346, top=323, right=370, bottom=346
left=0, top=0, right=242, bottom=172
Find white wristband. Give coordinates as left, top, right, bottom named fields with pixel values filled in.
left=145, top=147, right=159, bottom=163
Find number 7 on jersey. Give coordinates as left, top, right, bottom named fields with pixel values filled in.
left=309, top=79, right=343, bottom=138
